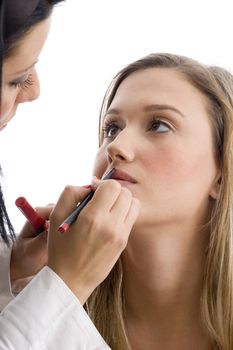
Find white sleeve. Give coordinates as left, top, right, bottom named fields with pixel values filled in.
left=0, top=266, right=110, bottom=350
left=0, top=243, right=14, bottom=310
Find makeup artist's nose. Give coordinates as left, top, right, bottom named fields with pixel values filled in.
left=16, top=69, right=40, bottom=104
left=107, top=131, right=135, bottom=163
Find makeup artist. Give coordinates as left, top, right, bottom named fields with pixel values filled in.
left=0, top=1, right=135, bottom=348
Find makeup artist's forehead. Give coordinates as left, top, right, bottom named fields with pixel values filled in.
left=3, top=18, right=51, bottom=78
left=109, top=68, right=209, bottom=118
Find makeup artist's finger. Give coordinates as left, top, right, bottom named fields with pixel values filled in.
left=20, top=230, right=48, bottom=257
left=91, top=176, right=114, bottom=191
left=85, top=180, right=122, bottom=213
left=35, top=205, right=55, bottom=214
left=109, top=187, right=133, bottom=221
left=19, top=206, right=54, bottom=238
left=50, top=185, right=90, bottom=224
left=91, top=176, right=101, bottom=190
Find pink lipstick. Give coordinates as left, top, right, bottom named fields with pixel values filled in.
left=111, top=169, right=137, bottom=184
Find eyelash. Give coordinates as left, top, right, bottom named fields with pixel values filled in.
left=148, top=117, right=171, bottom=132
left=102, top=118, right=172, bottom=139
left=102, top=121, right=120, bottom=138
left=10, top=73, right=34, bottom=89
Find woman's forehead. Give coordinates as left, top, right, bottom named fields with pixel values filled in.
left=109, top=68, right=209, bottom=116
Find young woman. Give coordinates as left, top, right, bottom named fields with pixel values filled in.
left=53, top=53, right=233, bottom=349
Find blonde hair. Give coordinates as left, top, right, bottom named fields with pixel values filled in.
left=86, top=53, right=233, bottom=350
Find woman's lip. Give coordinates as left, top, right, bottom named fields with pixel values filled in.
left=111, top=169, right=137, bottom=183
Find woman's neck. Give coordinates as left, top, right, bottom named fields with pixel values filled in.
left=122, top=223, right=212, bottom=349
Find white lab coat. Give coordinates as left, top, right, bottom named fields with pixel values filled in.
left=0, top=243, right=110, bottom=350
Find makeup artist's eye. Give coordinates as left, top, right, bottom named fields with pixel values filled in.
left=148, top=119, right=171, bottom=133
left=9, top=73, right=34, bottom=90
left=102, top=122, right=121, bottom=139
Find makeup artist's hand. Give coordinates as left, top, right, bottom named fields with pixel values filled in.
left=48, top=180, right=140, bottom=304
left=10, top=205, right=53, bottom=294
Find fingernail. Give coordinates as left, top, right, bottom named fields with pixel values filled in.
left=82, top=184, right=92, bottom=189
left=44, top=221, right=49, bottom=234
left=91, top=176, right=101, bottom=185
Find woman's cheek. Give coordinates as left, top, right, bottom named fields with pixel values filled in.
left=92, top=146, right=108, bottom=178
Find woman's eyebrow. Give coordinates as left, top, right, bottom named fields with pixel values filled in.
left=104, top=108, right=120, bottom=117
left=144, top=104, right=186, bottom=118
left=104, top=104, right=186, bottom=119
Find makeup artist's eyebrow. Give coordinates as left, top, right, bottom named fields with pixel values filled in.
left=9, top=60, right=38, bottom=76
left=144, top=104, right=186, bottom=118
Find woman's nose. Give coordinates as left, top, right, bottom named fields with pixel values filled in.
left=107, top=130, right=135, bottom=164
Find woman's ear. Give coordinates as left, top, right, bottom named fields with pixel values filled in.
left=209, top=173, right=222, bottom=199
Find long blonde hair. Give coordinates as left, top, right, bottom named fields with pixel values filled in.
left=86, top=53, right=233, bottom=350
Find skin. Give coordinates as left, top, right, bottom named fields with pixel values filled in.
left=1, top=18, right=52, bottom=287
left=93, top=68, right=220, bottom=349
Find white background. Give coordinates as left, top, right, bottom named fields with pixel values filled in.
left=1, top=0, right=233, bottom=232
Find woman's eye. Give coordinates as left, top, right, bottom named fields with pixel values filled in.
left=9, top=73, right=33, bottom=89
left=103, top=123, right=121, bottom=138
left=149, top=119, right=171, bottom=133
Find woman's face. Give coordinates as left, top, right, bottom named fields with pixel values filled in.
left=0, top=17, right=51, bottom=131
left=93, top=68, right=220, bottom=228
